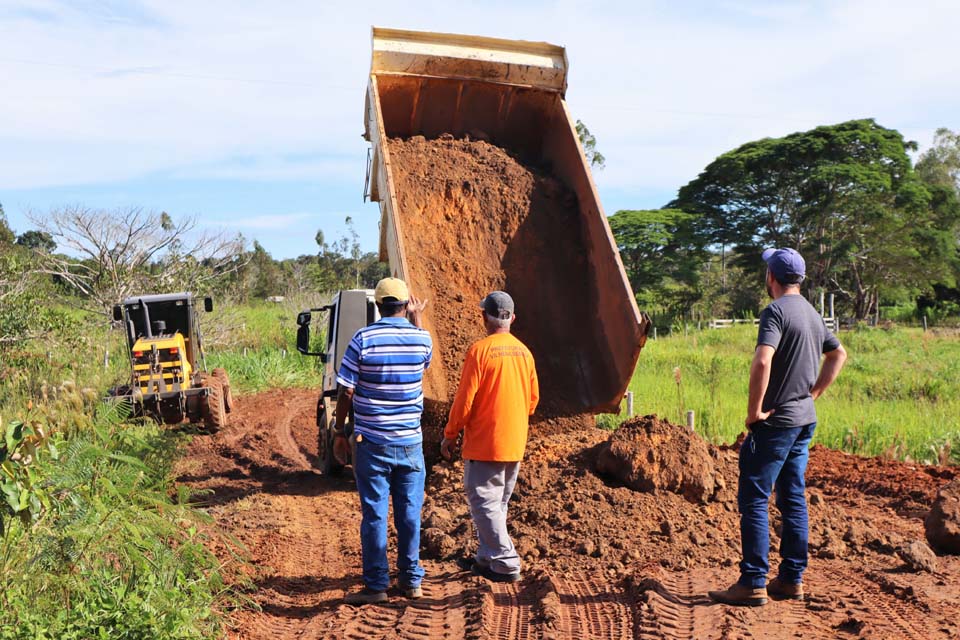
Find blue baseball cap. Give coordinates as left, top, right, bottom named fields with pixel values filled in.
left=762, top=248, right=805, bottom=284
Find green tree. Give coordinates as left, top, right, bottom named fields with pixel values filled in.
left=0, top=203, right=15, bottom=245
left=15, top=230, right=56, bottom=253
left=608, top=209, right=705, bottom=312
left=575, top=120, right=605, bottom=170
left=916, top=128, right=960, bottom=193
left=671, top=119, right=959, bottom=319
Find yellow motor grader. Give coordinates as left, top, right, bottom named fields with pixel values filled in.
left=110, top=292, right=232, bottom=432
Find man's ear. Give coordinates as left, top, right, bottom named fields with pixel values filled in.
left=510, top=313, right=516, bottom=325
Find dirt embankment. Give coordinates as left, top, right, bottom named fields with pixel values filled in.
left=387, top=135, right=600, bottom=451
left=179, top=392, right=960, bottom=640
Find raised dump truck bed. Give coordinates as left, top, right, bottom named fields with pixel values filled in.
left=363, top=27, right=649, bottom=418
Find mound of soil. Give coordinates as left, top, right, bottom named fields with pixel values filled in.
left=387, top=135, right=601, bottom=434
left=594, top=414, right=722, bottom=504
left=926, top=478, right=960, bottom=554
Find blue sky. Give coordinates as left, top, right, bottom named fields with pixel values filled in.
left=2, top=0, right=958, bottom=258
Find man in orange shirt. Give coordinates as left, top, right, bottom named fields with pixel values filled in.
left=441, top=291, right=539, bottom=583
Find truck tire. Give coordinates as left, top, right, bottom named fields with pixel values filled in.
left=317, top=410, right=344, bottom=477
left=212, top=368, right=234, bottom=413
left=202, top=377, right=228, bottom=433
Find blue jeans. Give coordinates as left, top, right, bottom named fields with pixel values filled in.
left=738, top=422, right=815, bottom=589
left=353, top=439, right=426, bottom=591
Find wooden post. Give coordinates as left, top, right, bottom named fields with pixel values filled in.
left=686, top=410, right=695, bottom=431
left=819, top=290, right=825, bottom=316
left=653, top=327, right=657, bottom=340
left=923, top=315, right=928, bottom=332
left=103, top=349, right=109, bottom=369
left=626, top=391, right=634, bottom=418
left=829, top=294, right=835, bottom=324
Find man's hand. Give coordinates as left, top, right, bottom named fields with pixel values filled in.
left=408, top=294, right=429, bottom=328
left=440, top=437, right=457, bottom=462
left=744, top=408, right=774, bottom=429
left=333, top=432, right=350, bottom=465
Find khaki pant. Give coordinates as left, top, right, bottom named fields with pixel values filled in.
left=464, top=459, right=521, bottom=575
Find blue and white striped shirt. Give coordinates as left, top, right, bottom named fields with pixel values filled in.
left=336, top=316, right=433, bottom=445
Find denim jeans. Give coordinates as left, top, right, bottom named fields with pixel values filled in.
left=738, top=422, right=816, bottom=589
left=353, top=439, right=426, bottom=591
left=463, top=460, right=522, bottom=575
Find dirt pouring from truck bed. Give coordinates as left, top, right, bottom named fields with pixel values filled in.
left=387, top=134, right=600, bottom=431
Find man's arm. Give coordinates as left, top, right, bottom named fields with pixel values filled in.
left=745, top=345, right=776, bottom=427
left=528, top=364, right=540, bottom=416
left=332, top=386, right=354, bottom=465
left=811, top=344, right=847, bottom=400
left=441, top=350, right=480, bottom=460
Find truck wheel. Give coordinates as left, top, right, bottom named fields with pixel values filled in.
left=202, top=377, right=228, bottom=433
left=318, top=411, right=344, bottom=477
left=212, top=368, right=234, bottom=413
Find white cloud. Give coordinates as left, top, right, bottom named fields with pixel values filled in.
left=0, top=0, right=958, bottom=201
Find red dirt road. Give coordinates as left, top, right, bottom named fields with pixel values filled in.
left=176, top=389, right=960, bottom=639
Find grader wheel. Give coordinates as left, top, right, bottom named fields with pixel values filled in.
left=212, top=367, right=234, bottom=413
left=201, top=376, right=228, bottom=433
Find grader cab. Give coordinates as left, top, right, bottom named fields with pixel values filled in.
left=111, top=292, right=232, bottom=432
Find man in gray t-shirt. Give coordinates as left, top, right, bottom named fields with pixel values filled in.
left=710, top=248, right=847, bottom=607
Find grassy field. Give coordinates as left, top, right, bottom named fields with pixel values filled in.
left=609, top=324, right=960, bottom=464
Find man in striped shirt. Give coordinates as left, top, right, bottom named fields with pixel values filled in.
left=334, top=277, right=433, bottom=605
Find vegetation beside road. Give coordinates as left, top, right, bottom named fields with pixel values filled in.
left=608, top=325, right=960, bottom=465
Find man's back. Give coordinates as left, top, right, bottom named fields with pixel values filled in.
left=757, top=294, right=840, bottom=427
left=446, top=332, right=539, bottom=461
left=336, top=316, right=432, bottom=445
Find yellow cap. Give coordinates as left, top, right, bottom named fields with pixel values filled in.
left=374, top=277, right=409, bottom=303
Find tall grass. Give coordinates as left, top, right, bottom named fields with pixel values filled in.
left=617, top=325, right=960, bottom=464
left=0, top=394, right=230, bottom=639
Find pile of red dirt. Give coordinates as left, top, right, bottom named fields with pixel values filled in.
left=422, top=416, right=948, bottom=579
left=926, top=478, right=960, bottom=554
left=594, top=414, right=726, bottom=504
left=387, top=135, right=601, bottom=449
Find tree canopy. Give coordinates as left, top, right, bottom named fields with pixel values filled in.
left=668, top=119, right=960, bottom=319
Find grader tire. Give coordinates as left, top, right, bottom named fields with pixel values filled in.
left=202, top=377, right=228, bottom=433
left=212, top=368, right=234, bottom=413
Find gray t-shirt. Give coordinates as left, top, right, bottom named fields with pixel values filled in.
left=756, top=294, right=841, bottom=428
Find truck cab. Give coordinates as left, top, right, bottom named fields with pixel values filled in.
left=297, top=290, right=380, bottom=475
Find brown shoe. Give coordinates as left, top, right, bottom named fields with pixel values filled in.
left=767, top=577, right=804, bottom=600
left=344, top=587, right=388, bottom=605
left=708, top=582, right=768, bottom=606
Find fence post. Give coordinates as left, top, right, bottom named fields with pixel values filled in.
left=104, top=349, right=109, bottom=369
left=829, top=294, right=835, bottom=326
left=686, top=410, right=695, bottom=431
left=626, top=391, right=634, bottom=418
left=819, top=290, right=825, bottom=316
left=652, top=327, right=657, bottom=340
left=923, top=315, right=928, bottom=332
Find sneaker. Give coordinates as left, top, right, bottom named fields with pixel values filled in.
left=400, top=583, right=423, bottom=599
left=767, top=577, right=804, bottom=601
left=344, top=587, right=388, bottom=605
left=473, top=563, right=522, bottom=583
left=708, top=582, right=768, bottom=607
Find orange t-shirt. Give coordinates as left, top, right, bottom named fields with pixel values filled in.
left=443, top=332, right=540, bottom=462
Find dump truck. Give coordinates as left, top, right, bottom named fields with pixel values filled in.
left=297, top=289, right=378, bottom=475
left=111, top=293, right=232, bottom=432
left=298, top=28, right=649, bottom=473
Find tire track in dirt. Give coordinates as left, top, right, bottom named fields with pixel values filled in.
left=633, top=569, right=727, bottom=640
left=393, top=569, right=485, bottom=639
left=550, top=576, right=634, bottom=640
left=481, top=580, right=540, bottom=640
left=807, top=566, right=940, bottom=639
